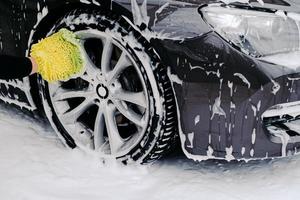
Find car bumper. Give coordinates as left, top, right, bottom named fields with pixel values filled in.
left=154, top=31, right=300, bottom=160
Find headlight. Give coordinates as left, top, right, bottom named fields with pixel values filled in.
left=201, top=6, right=300, bottom=57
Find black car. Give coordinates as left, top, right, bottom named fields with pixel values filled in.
left=1, top=0, right=300, bottom=164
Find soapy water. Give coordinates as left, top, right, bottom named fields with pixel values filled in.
left=0, top=103, right=300, bottom=200
left=1, top=0, right=299, bottom=198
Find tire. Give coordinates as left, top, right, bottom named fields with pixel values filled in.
left=35, top=8, right=177, bottom=164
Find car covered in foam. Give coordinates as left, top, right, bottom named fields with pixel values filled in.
left=0, top=0, right=300, bottom=163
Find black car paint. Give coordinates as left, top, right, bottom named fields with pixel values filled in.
left=0, top=0, right=300, bottom=161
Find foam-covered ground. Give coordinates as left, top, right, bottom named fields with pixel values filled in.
left=0, top=104, right=299, bottom=200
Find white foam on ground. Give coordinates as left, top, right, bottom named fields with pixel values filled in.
left=0, top=104, right=300, bottom=199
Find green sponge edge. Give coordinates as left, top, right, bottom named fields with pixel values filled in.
left=59, top=28, right=85, bottom=80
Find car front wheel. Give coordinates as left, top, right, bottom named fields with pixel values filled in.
left=35, top=9, right=177, bottom=164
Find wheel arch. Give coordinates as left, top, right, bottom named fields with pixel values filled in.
left=29, top=1, right=133, bottom=44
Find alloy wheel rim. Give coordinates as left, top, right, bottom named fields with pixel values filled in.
left=48, top=30, right=150, bottom=157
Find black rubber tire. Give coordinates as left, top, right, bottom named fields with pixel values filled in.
left=35, top=8, right=178, bottom=164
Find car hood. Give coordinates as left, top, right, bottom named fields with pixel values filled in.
left=167, top=0, right=300, bottom=12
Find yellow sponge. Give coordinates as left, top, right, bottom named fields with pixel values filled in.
left=30, top=28, right=84, bottom=82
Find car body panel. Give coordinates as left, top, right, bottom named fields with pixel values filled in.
left=1, top=0, right=300, bottom=161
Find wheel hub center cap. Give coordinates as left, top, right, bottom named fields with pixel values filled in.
left=96, top=84, right=109, bottom=99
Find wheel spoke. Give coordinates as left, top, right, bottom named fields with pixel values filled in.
left=101, top=38, right=113, bottom=74
left=93, top=105, right=106, bottom=150
left=53, top=90, right=94, bottom=101
left=107, top=51, right=132, bottom=84
left=80, top=43, right=99, bottom=80
left=112, top=100, right=144, bottom=127
left=80, top=72, right=94, bottom=83
left=60, top=98, right=93, bottom=124
left=72, top=122, right=94, bottom=148
left=104, top=103, right=125, bottom=154
left=113, top=89, right=147, bottom=108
